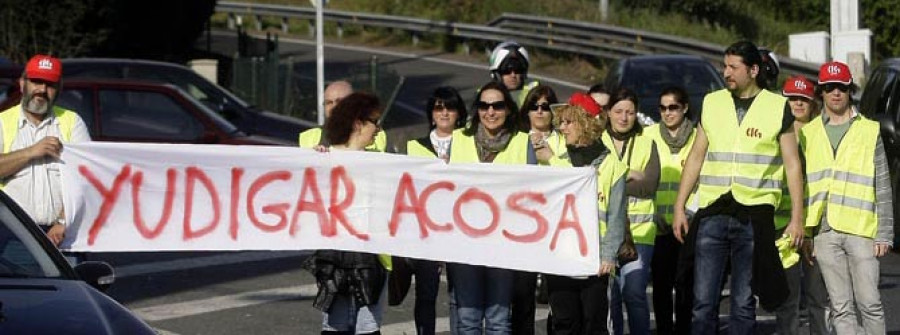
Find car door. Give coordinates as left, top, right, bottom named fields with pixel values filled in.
left=94, top=87, right=210, bottom=143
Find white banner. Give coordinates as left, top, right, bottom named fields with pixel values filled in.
left=61, top=142, right=599, bottom=276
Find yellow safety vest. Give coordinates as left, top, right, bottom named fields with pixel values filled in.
left=645, top=123, right=696, bottom=224
left=548, top=148, right=628, bottom=239
left=1, top=104, right=76, bottom=154
left=406, top=137, right=437, bottom=158
left=540, top=130, right=569, bottom=167
left=1, top=104, right=77, bottom=189
left=801, top=115, right=879, bottom=238
left=448, top=128, right=530, bottom=165
left=696, top=89, right=786, bottom=208
left=602, top=131, right=657, bottom=245
left=298, top=127, right=387, bottom=152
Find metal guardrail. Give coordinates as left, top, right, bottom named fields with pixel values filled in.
left=216, top=1, right=820, bottom=78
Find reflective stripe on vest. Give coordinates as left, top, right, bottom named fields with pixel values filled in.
left=449, top=128, right=530, bottom=165
left=696, top=89, right=786, bottom=208
left=645, top=123, right=696, bottom=224
left=800, top=115, right=879, bottom=238
left=602, top=131, right=657, bottom=245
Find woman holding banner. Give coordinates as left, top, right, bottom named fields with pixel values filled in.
left=603, top=88, right=660, bottom=335
left=446, top=81, right=536, bottom=335
left=400, top=86, right=468, bottom=335
left=308, top=92, right=391, bottom=335
left=545, top=93, right=627, bottom=334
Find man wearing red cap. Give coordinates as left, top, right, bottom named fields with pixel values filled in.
left=773, top=75, right=832, bottom=335
left=800, top=61, right=893, bottom=334
left=0, top=54, right=91, bottom=249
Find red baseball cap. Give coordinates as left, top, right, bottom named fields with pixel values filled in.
left=565, top=92, right=602, bottom=117
left=782, top=75, right=815, bottom=100
left=818, top=61, right=852, bottom=85
left=25, top=54, right=62, bottom=83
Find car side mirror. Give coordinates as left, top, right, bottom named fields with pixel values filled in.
left=74, top=261, right=115, bottom=292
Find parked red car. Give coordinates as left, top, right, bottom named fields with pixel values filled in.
left=4, top=77, right=291, bottom=146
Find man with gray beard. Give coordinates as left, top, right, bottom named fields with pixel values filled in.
left=0, top=54, right=90, bottom=251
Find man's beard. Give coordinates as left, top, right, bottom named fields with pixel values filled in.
left=24, top=92, right=53, bottom=115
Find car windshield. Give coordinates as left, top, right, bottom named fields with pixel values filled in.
left=0, top=202, right=63, bottom=279
left=619, top=59, right=724, bottom=121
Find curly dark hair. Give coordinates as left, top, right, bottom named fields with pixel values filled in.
left=324, top=92, right=381, bottom=145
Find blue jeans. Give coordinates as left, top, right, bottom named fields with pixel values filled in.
left=692, top=215, right=755, bottom=335
left=447, top=263, right=514, bottom=335
left=610, top=244, right=653, bottom=335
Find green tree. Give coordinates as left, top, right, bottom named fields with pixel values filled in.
left=863, top=0, right=900, bottom=60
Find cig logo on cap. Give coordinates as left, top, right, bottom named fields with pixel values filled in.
left=782, top=75, right=815, bottom=100
left=817, top=61, right=852, bottom=85
left=25, top=54, right=62, bottom=83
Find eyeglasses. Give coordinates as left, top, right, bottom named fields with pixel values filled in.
left=364, top=116, right=382, bottom=128
left=529, top=103, right=551, bottom=112
left=476, top=101, right=507, bottom=111
left=823, top=83, right=850, bottom=93
left=658, top=104, right=683, bottom=113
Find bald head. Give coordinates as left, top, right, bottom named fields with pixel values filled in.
left=324, top=80, right=353, bottom=118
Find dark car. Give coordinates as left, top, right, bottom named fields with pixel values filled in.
left=5, top=78, right=291, bottom=146
left=0, top=63, right=23, bottom=111
left=61, top=58, right=316, bottom=142
left=0, top=191, right=155, bottom=334
left=859, top=57, right=900, bottom=246
left=604, top=54, right=726, bottom=123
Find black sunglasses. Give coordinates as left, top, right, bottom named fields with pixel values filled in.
left=529, top=102, right=552, bottom=112
left=499, top=67, right=525, bottom=75
left=433, top=103, right=458, bottom=112
left=658, top=104, right=683, bottom=112
left=822, top=83, right=850, bottom=93
left=476, top=101, right=507, bottom=111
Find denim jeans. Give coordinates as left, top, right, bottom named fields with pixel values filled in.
left=321, top=274, right=388, bottom=334
left=815, top=230, right=884, bottom=335
left=610, top=244, right=653, bottom=335
left=692, top=215, right=755, bottom=335
left=447, top=263, right=514, bottom=335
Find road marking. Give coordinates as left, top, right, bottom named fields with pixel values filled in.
left=133, top=284, right=318, bottom=321
left=115, top=251, right=310, bottom=279
left=211, top=30, right=590, bottom=90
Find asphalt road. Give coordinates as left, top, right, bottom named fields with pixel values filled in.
left=86, top=34, right=900, bottom=334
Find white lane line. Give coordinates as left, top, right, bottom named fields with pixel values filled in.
left=211, top=30, right=590, bottom=90
left=115, top=251, right=310, bottom=279
left=133, top=284, right=318, bottom=321
left=153, top=328, right=182, bottom=335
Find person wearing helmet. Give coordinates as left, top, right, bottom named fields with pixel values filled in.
left=489, top=41, right=539, bottom=109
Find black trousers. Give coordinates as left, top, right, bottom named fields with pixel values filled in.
left=546, top=274, right=609, bottom=335
left=512, top=270, right=537, bottom=335
left=652, top=233, right=691, bottom=335
left=409, top=258, right=440, bottom=335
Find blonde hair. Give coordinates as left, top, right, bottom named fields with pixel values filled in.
left=553, top=105, right=606, bottom=145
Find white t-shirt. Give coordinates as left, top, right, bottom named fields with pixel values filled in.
left=0, top=108, right=91, bottom=225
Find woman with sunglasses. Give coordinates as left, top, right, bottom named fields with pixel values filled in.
left=447, top=81, right=536, bottom=335
left=401, top=86, right=468, bottom=335
left=545, top=95, right=627, bottom=334
left=519, top=85, right=568, bottom=166
left=602, top=88, right=659, bottom=335
left=644, top=86, right=695, bottom=334
left=311, top=92, right=391, bottom=335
